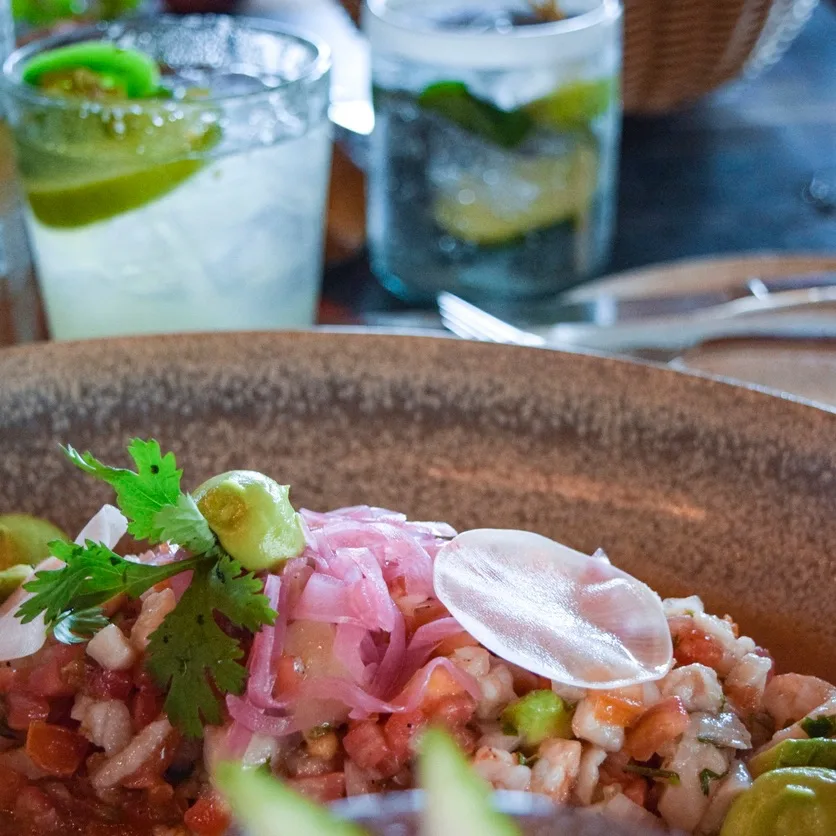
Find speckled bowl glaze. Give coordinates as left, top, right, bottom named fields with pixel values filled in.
left=0, top=332, right=834, bottom=680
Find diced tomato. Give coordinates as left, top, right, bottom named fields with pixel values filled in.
left=343, top=720, right=402, bottom=777
left=7, top=692, right=50, bottom=730
left=383, top=711, right=427, bottom=760
left=428, top=693, right=477, bottom=727
left=25, top=721, right=89, bottom=777
left=508, top=666, right=551, bottom=697
left=0, top=764, right=27, bottom=812
left=673, top=627, right=724, bottom=670
left=274, top=655, right=304, bottom=698
left=0, top=665, right=19, bottom=694
left=14, top=786, right=59, bottom=833
left=184, top=792, right=232, bottom=836
left=421, top=666, right=464, bottom=705
left=590, top=693, right=646, bottom=727
left=434, top=632, right=480, bottom=658
left=131, top=687, right=165, bottom=731
left=26, top=646, right=85, bottom=698
left=625, top=697, right=689, bottom=761
left=622, top=777, right=649, bottom=808
left=286, top=772, right=346, bottom=803
left=406, top=601, right=449, bottom=634
left=85, top=666, right=134, bottom=701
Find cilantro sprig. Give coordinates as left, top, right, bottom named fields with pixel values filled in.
left=16, top=440, right=278, bottom=738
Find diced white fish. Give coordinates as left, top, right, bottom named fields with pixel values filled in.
left=696, top=761, right=752, bottom=835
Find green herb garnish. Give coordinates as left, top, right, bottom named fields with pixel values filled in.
left=700, top=768, right=726, bottom=796
left=624, top=764, right=681, bottom=785
left=418, top=81, right=534, bottom=149
left=16, top=439, right=280, bottom=738
left=801, top=715, right=836, bottom=739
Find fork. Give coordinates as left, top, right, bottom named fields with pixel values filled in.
left=437, top=292, right=836, bottom=356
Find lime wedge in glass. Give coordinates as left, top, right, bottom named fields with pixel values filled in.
left=525, top=78, right=616, bottom=131
left=23, top=42, right=162, bottom=99
left=433, top=142, right=598, bottom=245
left=20, top=118, right=221, bottom=228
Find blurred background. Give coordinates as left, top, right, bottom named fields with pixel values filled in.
left=2, top=0, right=836, bottom=392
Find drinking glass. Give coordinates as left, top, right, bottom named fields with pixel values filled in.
left=364, top=0, right=622, bottom=304
left=1, top=16, right=332, bottom=340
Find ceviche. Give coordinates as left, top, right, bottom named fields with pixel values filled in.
left=0, top=440, right=833, bottom=836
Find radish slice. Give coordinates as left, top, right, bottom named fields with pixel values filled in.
left=0, top=506, right=128, bottom=662
left=433, top=529, right=673, bottom=689
left=75, top=504, right=128, bottom=550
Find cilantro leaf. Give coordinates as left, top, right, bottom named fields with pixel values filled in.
left=16, top=539, right=206, bottom=627
left=801, top=714, right=836, bottom=738
left=153, top=493, right=216, bottom=554
left=53, top=607, right=110, bottom=644
left=700, top=768, right=726, bottom=796
left=624, top=764, right=681, bottom=785
left=146, top=556, right=276, bottom=738
left=64, top=439, right=183, bottom=543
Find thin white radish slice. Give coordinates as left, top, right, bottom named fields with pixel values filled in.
left=0, top=505, right=128, bottom=662
left=433, top=529, right=673, bottom=689
left=75, top=504, right=128, bottom=549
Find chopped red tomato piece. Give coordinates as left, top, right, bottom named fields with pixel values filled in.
left=85, top=666, right=134, bottom=701
left=286, top=772, right=346, bottom=803
left=590, top=693, right=645, bottom=727
left=673, top=627, right=724, bottom=669
left=0, top=764, right=27, bottom=812
left=343, top=720, right=402, bottom=778
left=131, top=686, right=164, bottom=730
left=184, top=792, right=232, bottom=836
left=383, top=711, right=427, bottom=760
left=428, top=693, right=477, bottom=726
left=7, top=692, right=50, bottom=730
left=26, top=645, right=85, bottom=698
left=274, top=655, right=304, bottom=697
left=14, top=786, right=59, bottom=832
left=625, top=697, right=689, bottom=761
left=25, top=721, right=89, bottom=777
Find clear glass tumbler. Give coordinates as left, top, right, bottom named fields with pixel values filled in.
left=364, top=0, right=622, bottom=304
left=1, top=16, right=332, bottom=340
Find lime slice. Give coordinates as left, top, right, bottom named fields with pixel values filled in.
left=23, top=42, right=161, bottom=99
left=0, top=513, right=67, bottom=569
left=26, top=158, right=204, bottom=228
left=433, top=143, right=598, bottom=245
left=21, top=120, right=221, bottom=227
left=525, top=78, right=616, bottom=131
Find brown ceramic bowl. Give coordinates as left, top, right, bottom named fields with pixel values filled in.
left=0, top=332, right=834, bottom=681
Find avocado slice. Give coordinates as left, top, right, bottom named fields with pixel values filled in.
left=501, top=689, right=573, bottom=747
left=0, top=564, right=33, bottom=603
left=419, top=727, right=521, bottom=836
left=194, top=471, right=305, bottom=572
left=721, top=767, right=836, bottom=836
left=749, top=739, right=836, bottom=778
left=215, top=762, right=367, bottom=836
left=0, top=514, right=67, bottom=569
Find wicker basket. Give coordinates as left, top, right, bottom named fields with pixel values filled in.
left=339, top=0, right=816, bottom=114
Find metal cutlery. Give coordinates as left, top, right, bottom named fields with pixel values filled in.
left=437, top=291, right=836, bottom=357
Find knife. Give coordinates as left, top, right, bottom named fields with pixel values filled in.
left=501, top=273, right=836, bottom=325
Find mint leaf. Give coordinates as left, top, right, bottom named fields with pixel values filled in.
left=64, top=439, right=182, bottom=542
left=146, top=558, right=276, bottom=738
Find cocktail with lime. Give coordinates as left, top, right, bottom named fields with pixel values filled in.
left=1, top=17, right=332, bottom=339
left=364, top=0, right=621, bottom=303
